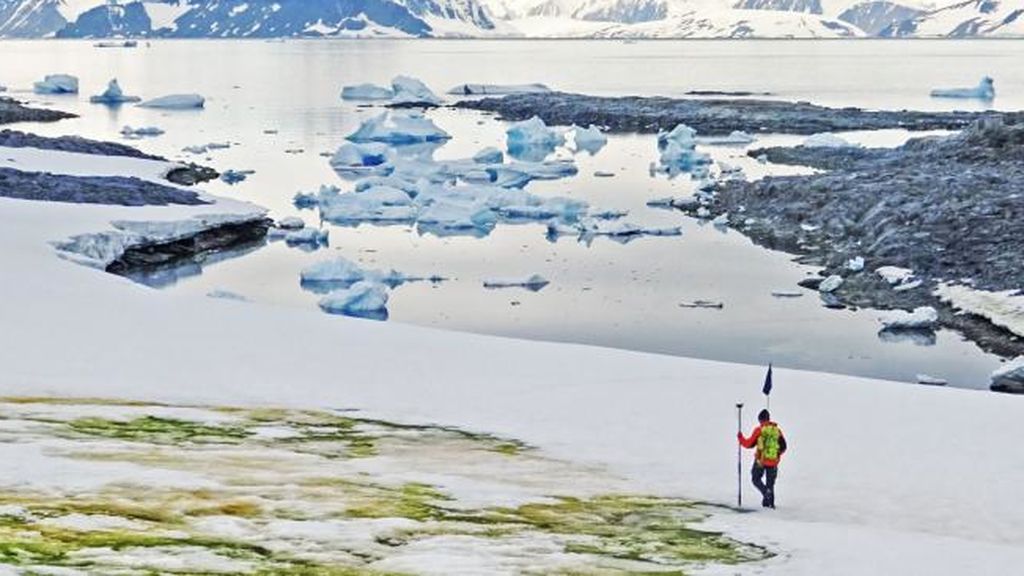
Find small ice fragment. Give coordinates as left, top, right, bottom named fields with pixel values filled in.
left=220, top=169, right=254, bottom=184
left=916, top=374, right=947, bottom=386
left=472, top=147, right=504, bottom=164
left=930, top=76, right=995, bottom=100
left=277, top=217, right=305, bottom=230
left=991, top=357, right=1024, bottom=393
left=879, top=306, right=939, bottom=330
left=876, top=266, right=915, bottom=286
left=341, top=83, right=395, bottom=101
left=139, top=94, right=205, bottom=109
left=89, top=79, right=141, bottom=105
left=301, top=256, right=367, bottom=285
left=285, top=228, right=329, bottom=247
left=703, top=130, right=757, bottom=145
left=33, top=74, right=78, bottom=94
left=847, top=256, right=865, bottom=272
left=207, top=290, right=248, bottom=302
left=569, top=124, right=607, bottom=155
left=772, top=290, right=804, bottom=298
left=803, top=133, right=858, bottom=148
left=711, top=213, right=729, bottom=228
left=679, top=300, right=723, bottom=309
left=484, top=274, right=550, bottom=291
left=818, top=275, right=844, bottom=293
left=120, top=126, right=164, bottom=138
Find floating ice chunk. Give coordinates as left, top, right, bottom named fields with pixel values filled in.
left=347, top=111, right=450, bottom=145
left=207, top=289, right=248, bottom=302
left=771, top=290, right=804, bottom=298
left=702, top=131, right=757, bottom=145
left=991, top=357, right=1024, bottom=393
left=484, top=274, right=550, bottom=291
left=655, top=124, right=711, bottom=176
left=680, top=300, right=724, bottom=309
left=182, top=142, right=230, bottom=154
left=220, top=170, right=254, bottom=185
left=568, top=124, right=607, bottom=155
left=930, top=76, right=995, bottom=100
left=318, top=281, right=390, bottom=320
left=317, top=185, right=416, bottom=224
left=879, top=306, right=939, bottom=330
left=590, top=209, right=628, bottom=220
left=301, top=256, right=368, bottom=286
left=916, top=374, right=947, bottom=386
left=120, top=126, right=164, bottom=138
left=277, top=217, right=305, bottom=230
left=818, top=275, right=844, bottom=293
left=418, top=198, right=497, bottom=233
left=293, top=190, right=320, bottom=208
left=803, top=133, right=858, bottom=148
left=506, top=116, right=565, bottom=162
left=33, top=74, right=78, bottom=94
left=876, top=266, right=915, bottom=286
left=90, top=79, right=141, bottom=105
left=486, top=160, right=577, bottom=189
left=447, top=83, right=551, bottom=95
left=341, top=83, right=395, bottom=101
left=472, top=147, right=504, bottom=164
left=285, top=227, right=329, bottom=247
left=139, top=94, right=205, bottom=109
left=330, top=142, right=394, bottom=177
left=658, top=123, right=697, bottom=149
left=580, top=219, right=681, bottom=241
left=390, top=75, right=441, bottom=106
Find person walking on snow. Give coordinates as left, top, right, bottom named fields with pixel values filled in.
left=738, top=409, right=787, bottom=508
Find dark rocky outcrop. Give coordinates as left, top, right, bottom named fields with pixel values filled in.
left=106, top=219, right=273, bottom=276
left=0, top=97, right=75, bottom=125
left=456, top=92, right=1023, bottom=136
left=0, top=168, right=209, bottom=206
left=0, top=129, right=163, bottom=160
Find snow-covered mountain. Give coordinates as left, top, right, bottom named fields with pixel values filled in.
left=0, top=0, right=1018, bottom=37
left=880, top=0, right=1024, bottom=36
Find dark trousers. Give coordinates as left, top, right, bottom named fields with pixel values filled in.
left=751, top=463, right=778, bottom=507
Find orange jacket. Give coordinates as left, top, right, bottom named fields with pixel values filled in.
left=738, top=421, right=787, bottom=467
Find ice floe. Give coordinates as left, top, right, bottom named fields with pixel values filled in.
left=341, top=83, right=395, bottom=101
left=89, top=79, right=141, bottom=105
left=318, top=280, right=390, bottom=320
left=930, top=76, right=995, bottom=100
left=447, top=83, right=551, bottom=96
left=879, top=306, right=939, bottom=330
left=33, top=74, right=78, bottom=94
left=140, top=94, right=205, bottom=109
left=347, top=111, right=450, bottom=145
left=506, top=116, right=565, bottom=162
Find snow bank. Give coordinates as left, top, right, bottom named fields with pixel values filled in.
left=935, top=284, right=1024, bottom=339
left=139, top=94, right=206, bottom=109
left=33, top=74, right=78, bottom=94
left=89, top=79, right=141, bottom=105
left=930, top=76, right=995, bottom=100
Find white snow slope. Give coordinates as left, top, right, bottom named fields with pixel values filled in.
left=0, top=146, right=1023, bottom=574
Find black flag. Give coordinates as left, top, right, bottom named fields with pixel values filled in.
left=762, top=363, right=773, bottom=397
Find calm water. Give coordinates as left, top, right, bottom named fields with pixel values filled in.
left=4, top=39, right=1023, bottom=389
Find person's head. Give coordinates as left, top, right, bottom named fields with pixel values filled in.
left=758, top=409, right=771, bottom=423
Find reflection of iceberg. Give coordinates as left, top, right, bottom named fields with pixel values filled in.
left=347, top=111, right=450, bottom=145
left=119, top=241, right=265, bottom=289
left=877, top=328, right=937, bottom=347
left=484, top=274, right=550, bottom=292
left=930, top=76, right=995, bottom=100
left=506, top=116, right=565, bottom=162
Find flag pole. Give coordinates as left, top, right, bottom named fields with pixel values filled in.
left=735, top=402, right=744, bottom=508
left=763, top=363, right=773, bottom=411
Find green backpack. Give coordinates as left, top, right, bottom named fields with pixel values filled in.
left=757, top=424, right=781, bottom=461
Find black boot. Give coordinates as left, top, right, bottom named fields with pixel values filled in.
left=766, top=489, right=775, bottom=509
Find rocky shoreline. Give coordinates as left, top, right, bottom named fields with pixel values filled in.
left=703, top=117, right=1024, bottom=376
left=456, top=92, right=1024, bottom=136
left=0, top=97, right=75, bottom=125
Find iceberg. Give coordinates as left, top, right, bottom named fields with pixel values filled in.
left=301, top=256, right=368, bottom=286
left=330, top=142, right=394, bottom=177
left=139, top=94, right=205, bottom=109
left=120, top=126, right=164, bottom=138
left=33, top=74, right=78, bottom=94
left=655, top=123, right=711, bottom=176
left=483, top=274, right=550, bottom=291
left=284, top=228, right=329, bottom=248
left=569, top=124, right=607, bottom=155
left=658, top=124, right=697, bottom=150
left=390, top=75, right=441, bottom=107
left=486, top=160, right=578, bottom=189
left=347, top=111, right=450, bottom=145
left=506, top=116, right=565, bottom=162
left=293, top=190, right=320, bottom=209
left=930, top=76, right=995, bottom=101
left=472, top=147, right=504, bottom=164
left=991, top=357, right=1024, bottom=393
left=318, top=281, right=390, bottom=320
left=341, top=83, right=395, bottom=101
left=89, top=79, right=141, bottom=105
left=803, top=133, right=858, bottom=148
left=447, top=83, right=551, bottom=96
left=879, top=306, right=939, bottom=330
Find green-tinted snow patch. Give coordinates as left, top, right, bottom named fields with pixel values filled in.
left=66, top=415, right=251, bottom=445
